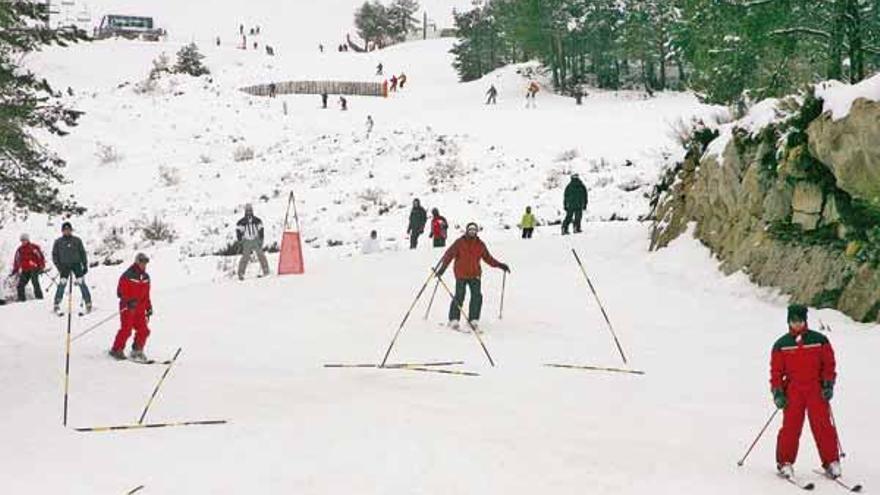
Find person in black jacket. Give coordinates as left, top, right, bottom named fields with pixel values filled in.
left=562, top=174, right=589, bottom=235
left=52, top=222, right=92, bottom=313
left=407, top=199, right=428, bottom=249
left=236, top=204, right=270, bottom=280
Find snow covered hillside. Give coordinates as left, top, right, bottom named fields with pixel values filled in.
left=1, top=2, right=877, bottom=493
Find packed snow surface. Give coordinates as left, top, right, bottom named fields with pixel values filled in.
left=1, top=2, right=878, bottom=493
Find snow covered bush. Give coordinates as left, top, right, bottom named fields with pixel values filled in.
left=174, top=43, right=210, bottom=77
left=233, top=146, right=255, bottom=162
left=134, top=53, right=171, bottom=94
left=96, top=143, right=122, bottom=165
left=95, top=228, right=126, bottom=265
left=427, top=157, right=465, bottom=189
left=135, top=216, right=178, bottom=243
left=198, top=154, right=213, bottom=164
left=555, top=149, right=579, bottom=162
left=357, top=187, right=386, bottom=206
left=544, top=166, right=572, bottom=190
left=158, top=165, right=182, bottom=187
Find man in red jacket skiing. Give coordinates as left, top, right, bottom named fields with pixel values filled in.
left=771, top=304, right=841, bottom=480
left=11, top=233, right=46, bottom=302
left=436, top=222, right=509, bottom=331
left=110, top=253, right=153, bottom=362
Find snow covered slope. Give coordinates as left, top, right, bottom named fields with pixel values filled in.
left=1, top=226, right=878, bottom=493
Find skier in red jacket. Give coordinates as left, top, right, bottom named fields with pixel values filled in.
left=436, top=222, right=509, bottom=331
left=771, top=304, right=841, bottom=480
left=11, top=233, right=46, bottom=302
left=110, top=253, right=153, bottom=362
left=428, top=208, right=448, bottom=248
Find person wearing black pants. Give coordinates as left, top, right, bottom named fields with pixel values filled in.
left=407, top=199, right=427, bottom=249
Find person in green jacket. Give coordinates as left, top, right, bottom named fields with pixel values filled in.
left=519, top=206, right=536, bottom=239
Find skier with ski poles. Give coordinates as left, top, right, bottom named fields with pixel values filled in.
left=771, top=304, right=842, bottom=480
left=109, top=253, right=153, bottom=362
left=485, top=84, right=498, bottom=105
left=436, top=222, right=509, bottom=332
left=11, top=233, right=46, bottom=302
left=51, top=222, right=92, bottom=315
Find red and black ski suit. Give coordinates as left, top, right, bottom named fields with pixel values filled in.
left=12, top=242, right=46, bottom=274
left=770, top=328, right=839, bottom=467
left=111, top=264, right=152, bottom=352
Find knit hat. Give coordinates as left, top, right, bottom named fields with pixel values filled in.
left=135, top=252, right=150, bottom=264
left=244, top=203, right=254, bottom=214
left=466, top=222, right=478, bottom=233
left=20, top=233, right=29, bottom=242
left=61, top=221, right=73, bottom=231
left=787, top=304, right=808, bottom=322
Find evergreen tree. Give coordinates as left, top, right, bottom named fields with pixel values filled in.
left=388, top=0, right=421, bottom=41
left=0, top=1, right=88, bottom=222
left=174, top=42, right=209, bottom=77
left=355, top=1, right=391, bottom=48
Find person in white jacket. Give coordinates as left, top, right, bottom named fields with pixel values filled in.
left=361, top=230, right=381, bottom=255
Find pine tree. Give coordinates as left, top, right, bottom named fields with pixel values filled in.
left=388, top=0, right=420, bottom=42
left=355, top=1, right=391, bottom=48
left=0, top=1, right=88, bottom=222
left=174, top=42, right=209, bottom=77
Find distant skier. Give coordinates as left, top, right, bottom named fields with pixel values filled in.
left=771, top=304, right=842, bottom=480
left=256, top=26, right=261, bottom=35
left=11, top=233, right=46, bottom=302
left=390, top=75, right=399, bottom=92
left=319, top=44, right=324, bottom=53
left=236, top=203, right=270, bottom=280
left=253, top=41, right=258, bottom=50
left=321, top=92, right=329, bottom=109
left=109, top=253, right=153, bottom=362
left=361, top=230, right=381, bottom=255
left=562, top=174, right=588, bottom=235
left=239, top=24, right=244, bottom=35
left=526, top=81, right=539, bottom=108
left=268, top=82, right=277, bottom=98
left=339, top=96, right=348, bottom=111
left=52, top=222, right=92, bottom=314
left=573, top=87, right=585, bottom=105
left=486, top=84, right=498, bottom=105
left=366, top=115, right=374, bottom=137
left=398, top=73, right=407, bottom=89
left=407, top=199, right=428, bottom=249
left=436, top=222, right=510, bottom=331
left=519, top=206, right=536, bottom=239
left=376, top=62, right=383, bottom=76
left=428, top=208, right=448, bottom=248
left=215, top=36, right=221, bottom=46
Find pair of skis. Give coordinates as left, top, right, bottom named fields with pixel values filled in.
left=325, top=360, right=479, bottom=377
left=780, top=471, right=863, bottom=492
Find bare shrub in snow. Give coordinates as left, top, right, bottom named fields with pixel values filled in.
left=233, top=145, right=255, bottom=162
left=135, top=216, right=178, bottom=243
left=357, top=187, right=386, bottom=206
left=198, top=154, right=213, bottom=164
left=544, top=165, right=572, bottom=190
left=555, top=149, right=579, bottom=162
left=96, top=143, right=122, bottom=165
left=134, top=53, right=171, bottom=94
left=158, top=165, right=182, bottom=187
left=95, top=228, right=126, bottom=265
left=427, top=157, right=465, bottom=189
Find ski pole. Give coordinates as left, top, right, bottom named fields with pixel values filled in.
left=63, top=274, right=73, bottom=427
left=74, top=419, right=227, bottom=432
left=433, top=269, right=496, bottom=367
left=737, top=408, right=779, bottom=466
left=423, top=277, right=441, bottom=320
left=379, top=269, right=437, bottom=367
left=127, top=486, right=145, bottom=495
left=72, top=309, right=123, bottom=342
left=830, top=406, right=846, bottom=458
left=499, top=271, right=507, bottom=320
left=571, top=249, right=629, bottom=365
left=138, top=348, right=183, bottom=424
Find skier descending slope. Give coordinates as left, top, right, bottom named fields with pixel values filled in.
left=52, top=222, right=92, bottom=314
left=110, top=253, right=153, bottom=362
left=771, top=304, right=842, bottom=481
left=436, top=223, right=509, bottom=332
left=236, top=204, right=270, bottom=280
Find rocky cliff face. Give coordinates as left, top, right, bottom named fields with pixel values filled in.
left=651, top=93, right=880, bottom=323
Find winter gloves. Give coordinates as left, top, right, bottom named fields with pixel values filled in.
left=499, top=263, right=510, bottom=273
left=822, top=380, right=835, bottom=401
left=773, top=388, right=788, bottom=409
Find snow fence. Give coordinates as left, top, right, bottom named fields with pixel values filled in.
left=241, top=80, right=387, bottom=97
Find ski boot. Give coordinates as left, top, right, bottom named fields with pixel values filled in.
left=825, top=461, right=842, bottom=479
left=108, top=349, right=126, bottom=361
left=778, top=463, right=795, bottom=479
left=448, top=320, right=461, bottom=331
left=129, top=348, right=149, bottom=363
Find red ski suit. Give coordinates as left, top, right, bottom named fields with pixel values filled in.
left=439, top=236, right=501, bottom=280
left=12, top=242, right=46, bottom=274
left=770, top=328, right=839, bottom=467
left=112, top=264, right=152, bottom=352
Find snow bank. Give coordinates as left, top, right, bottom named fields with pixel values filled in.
left=816, top=75, right=880, bottom=121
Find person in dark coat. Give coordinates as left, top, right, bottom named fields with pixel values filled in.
left=562, top=174, right=588, bottom=235
left=52, top=222, right=92, bottom=313
left=407, top=199, right=427, bottom=249
left=339, top=96, right=348, bottom=111
left=321, top=92, right=329, bottom=109
left=486, top=84, right=498, bottom=105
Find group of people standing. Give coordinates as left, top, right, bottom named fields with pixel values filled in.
left=406, top=199, right=448, bottom=249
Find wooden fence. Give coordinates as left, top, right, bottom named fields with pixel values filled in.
left=241, top=80, right=387, bottom=98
